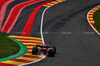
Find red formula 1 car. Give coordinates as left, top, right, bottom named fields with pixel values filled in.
left=32, top=45, right=56, bottom=57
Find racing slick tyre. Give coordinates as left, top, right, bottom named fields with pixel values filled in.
left=32, top=47, right=38, bottom=55
left=48, top=49, right=55, bottom=57
left=52, top=46, right=56, bottom=53
left=36, top=45, right=40, bottom=47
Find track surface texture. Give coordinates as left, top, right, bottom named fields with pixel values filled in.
left=26, top=0, right=100, bottom=66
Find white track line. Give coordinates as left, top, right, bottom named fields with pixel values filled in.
left=41, top=0, right=66, bottom=45
left=87, top=5, right=100, bottom=35
left=18, top=56, right=46, bottom=66
left=18, top=0, right=66, bottom=66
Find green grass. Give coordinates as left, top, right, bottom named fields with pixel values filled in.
left=0, top=31, right=20, bottom=59
left=93, top=9, right=100, bottom=32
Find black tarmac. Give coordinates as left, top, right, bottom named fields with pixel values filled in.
left=25, top=0, right=100, bottom=66
left=3, top=0, right=100, bottom=66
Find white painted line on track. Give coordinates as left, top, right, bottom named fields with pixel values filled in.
left=18, top=0, right=66, bottom=66
left=40, top=0, right=66, bottom=45
left=18, top=56, right=46, bottom=66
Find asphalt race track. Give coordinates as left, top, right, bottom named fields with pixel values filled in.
left=1, top=0, right=100, bottom=66
left=25, top=0, right=100, bottom=66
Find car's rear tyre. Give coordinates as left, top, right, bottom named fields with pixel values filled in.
left=48, top=49, right=55, bottom=57
left=32, top=47, right=38, bottom=55
left=52, top=46, right=56, bottom=53
left=36, top=45, right=40, bottom=47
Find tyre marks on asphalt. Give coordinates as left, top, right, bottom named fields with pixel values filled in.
left=87, top=6, right=100, bottom=35
left=0, top=0, right=14, bottom=30
left=1, top=0, right=43, bottom=33
left=0, top=35, right=45, bottom=66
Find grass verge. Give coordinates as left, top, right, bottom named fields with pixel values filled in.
left=93, top=9, right=100, bottom=32
left=0, top=31, right=20, bottom=59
